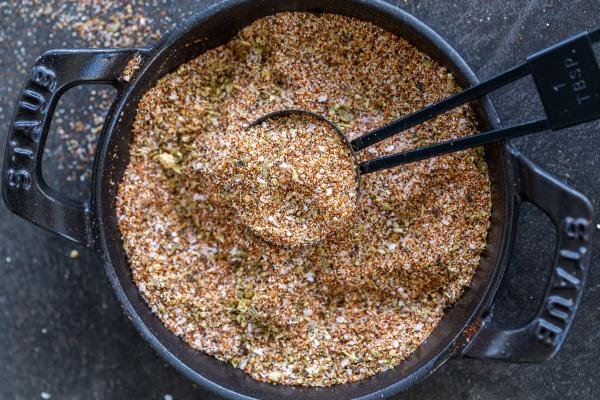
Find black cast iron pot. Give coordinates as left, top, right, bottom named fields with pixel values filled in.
left=3, top=1, right=595, bottom=398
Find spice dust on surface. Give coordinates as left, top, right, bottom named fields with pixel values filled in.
left=117, top=12, right=492, bottom=386
left=1, top=1, right=192, bottom=196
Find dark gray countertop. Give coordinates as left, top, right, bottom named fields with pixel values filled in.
left=1, top=1, right=599, bottom=399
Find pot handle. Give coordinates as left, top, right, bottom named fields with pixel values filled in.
left=463, top=148, right=594, bottom=361
left=2, top=48, right=144, bottom=248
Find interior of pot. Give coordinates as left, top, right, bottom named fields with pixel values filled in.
left=95, top=0, right=510, bottom=398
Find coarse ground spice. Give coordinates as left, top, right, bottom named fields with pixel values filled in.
left=122, top=54, right=143, bottom=82
left=200, top=113, right=358, bottom=247
left=116, top=12, right=492, bottom=386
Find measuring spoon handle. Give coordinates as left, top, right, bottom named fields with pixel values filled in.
left=351, top=63, right=529, bottom=151
left=359, top=119, right=547, bottom=174
left=357, top=26, right=600, bottom=174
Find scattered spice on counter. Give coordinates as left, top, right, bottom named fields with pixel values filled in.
left=116, top=12, right=491, bottom=386
left=3, top=1, right=190, bottom=195
left=69, top=249, right=80, bottom=259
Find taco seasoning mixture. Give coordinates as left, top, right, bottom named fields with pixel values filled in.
left=117, top=12, right=491, bottom=386
left=200, top=113, right=358, bottom=247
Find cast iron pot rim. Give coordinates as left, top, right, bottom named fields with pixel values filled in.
left=92, top=1, right=507, bottom=398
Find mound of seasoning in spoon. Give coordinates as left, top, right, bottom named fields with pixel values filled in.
left=202, top=112, right=358, bottom=247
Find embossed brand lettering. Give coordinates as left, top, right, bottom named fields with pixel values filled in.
left=534, top=217, right=590, bottom=348
left=559, top=248, right=583, bottom=271
left=534, top=319, right=562, bottom=346
left=31, top=66, right=56, bottom=90
left=565, top=217, right=589, bottom=240
left=10, top=143, right=34, bottom=160
left=6, top=169, right=32, bottom=190
left=6, top=64, right=56, bottom=191
left=13, top=120, right=42, bottom=142
left=547, top=295, right=574, bottom=321
left=554, top=267, right=581, bottom=290
left=20, top=89, right=46, bottom=112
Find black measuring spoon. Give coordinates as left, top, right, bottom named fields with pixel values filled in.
left=247, top=27, right=600, bottom=247
left=253, top=27, right=600, bottom=176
